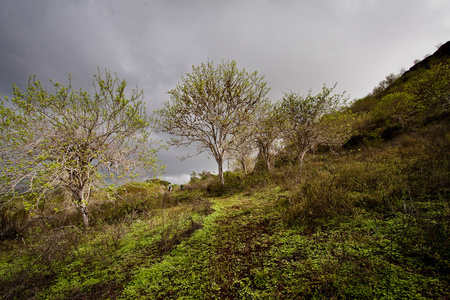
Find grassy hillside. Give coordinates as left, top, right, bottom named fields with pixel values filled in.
left=1, top=43, right=449, bottom=299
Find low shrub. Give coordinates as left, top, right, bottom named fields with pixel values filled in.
left=283, top=172, right=355, bottom=227
left=242, top=171, right=273, bottom=193
left=0, top=202, right=29, bottom=241
left=203, top=171, right=244, bottom=196
left=185, top=172, right=217, bottom=192
left=281, top=123, right=449, bottom=231
left=1, top=193, right=82, bottom=240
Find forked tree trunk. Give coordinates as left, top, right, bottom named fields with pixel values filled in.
left=257, top=140, right=272, bottom=173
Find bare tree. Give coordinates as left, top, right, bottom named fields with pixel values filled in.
left=0, top=69, right=162, bottom=227
left=155, top=60, right=270, bottom=185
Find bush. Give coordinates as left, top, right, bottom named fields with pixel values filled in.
left=281, top=121, right=449, bottom=232
left=283, top=172, right=355, bottom=227
left=372, top=92, right=421, bottom=129
left=1, top=190, right=83, bottom=240
left=0, top=202, right=29, bottom=241
left=185, top=172, right=216, bottom=192
left=89, top=181, right=167, bottom=225
left=204, top=174, right=237, bottom=196
left=242, top=171, right=273, bottom=193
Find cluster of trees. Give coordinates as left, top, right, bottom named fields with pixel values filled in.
left=0, top=61, right=353, bottom=226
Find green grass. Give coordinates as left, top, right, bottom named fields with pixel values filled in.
left=1, top=125, right=449, bottom=299
left=119, top=189, right=448, bottom=299
left=1, top=184, right=448, bottom=299
left=1, top=41, right=450, bottom=299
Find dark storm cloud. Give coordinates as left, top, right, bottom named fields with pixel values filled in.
left=1, top=0, right=449, bottom=183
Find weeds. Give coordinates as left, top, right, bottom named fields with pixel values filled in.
left=0, top=113, right=448, bottom=299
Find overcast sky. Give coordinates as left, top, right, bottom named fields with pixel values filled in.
left=1, top=0, right=449, bottom=184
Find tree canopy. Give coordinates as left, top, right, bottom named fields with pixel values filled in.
left=276, top=84, right=352, bottom=175
left=155, top=60, right=270, bottom=185
left=0, top=69, right=162, bottom=227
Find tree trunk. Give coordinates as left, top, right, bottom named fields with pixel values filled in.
left=79, top=202, right=89, bottom=228
left=240, top=159, right=247, bottom=174
left=257, top=141, right=272, bottom=173
left=298, top=149, right=308, bottom=175
left=265, top=152, right=272, bottom=173
left=73, top=188, right=90, bottom=228
left=217, top=156, right=225, bottom=186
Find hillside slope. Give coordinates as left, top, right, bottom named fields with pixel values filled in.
left=1, top=41, right=449, bottom=299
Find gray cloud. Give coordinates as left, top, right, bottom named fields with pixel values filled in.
left=1, top=0, right=449, bottom=183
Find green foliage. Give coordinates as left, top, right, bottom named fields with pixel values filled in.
left=250, top=102, right=280, bottom=173
left=284, top=172, right=355, bottom=226
left=89, top=181, right=208, bottom=226
left=349, top=95, right=379, bottom=115
left=241, top=170, right=274, bottom=193
left=203, top=171, right=243, bottom=197
left=0, top=201, right=30, bottom=241
left=1, top=167, right=448, bottom=299
left=146, top=178, right=171, bottom=187
left=0, top=183, right=213, bottom=299
left=186, top=171, right=247, bottom=197
left=185, top=170, right=216, bottom=192
left=1, top=49, right=450, bottom=299
left=282, top=124, right=449, bottom=226
left=349, top=58, right=450, bottom=145
left=155, top=60, right=270, bottom=185
left=405, top=61, right=450, bottom=115
left=120, top=191, right=448, bottom=299
left=0, top=69, right=163, bottom=227
left=276, top=83, right=352, bottom=174
left=373, top=92, right=422, bottom=128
